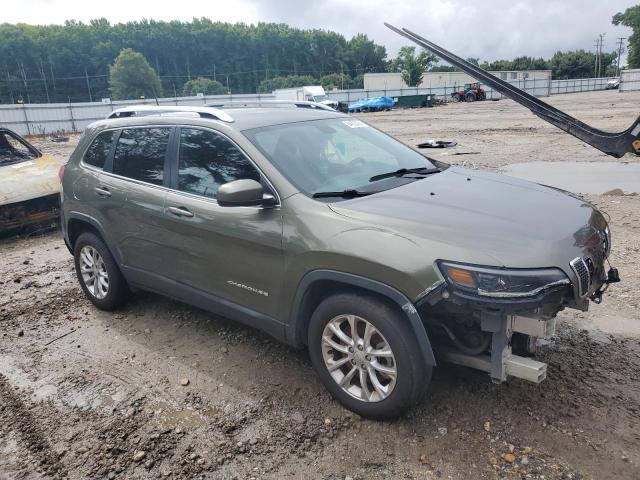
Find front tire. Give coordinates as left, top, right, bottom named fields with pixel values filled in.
left=308, top=293, right=431, bottom=419
left=73, top=232, right=128, bottom=310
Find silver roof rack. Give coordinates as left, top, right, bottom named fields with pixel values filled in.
left=106, top=105, right=234, bottom=123
left=205, top=100, right=336, bottom=111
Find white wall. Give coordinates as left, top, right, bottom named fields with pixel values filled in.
left=0, top=93, right=275, bottom=136
left=364, top=71, right=551, bottom=90
left=620, top=69, right=640, bottom=92
left=0, top=75, right=630, bottom=137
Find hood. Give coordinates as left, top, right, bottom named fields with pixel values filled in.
left=329, top=166, right=607, bottom=270
left=0, top=154, right=64, bottom=205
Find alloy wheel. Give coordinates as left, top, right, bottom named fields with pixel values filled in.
left=79, top=245, right=109, bottom=299
left=321, top=314, right=397, bottom=402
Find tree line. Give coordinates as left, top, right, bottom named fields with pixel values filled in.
left=0, top=7, right=637, bottom=103
left=0, top=18, right=387, bottom=103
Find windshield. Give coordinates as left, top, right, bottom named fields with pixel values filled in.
left=244, top=118, right=437, bottom=196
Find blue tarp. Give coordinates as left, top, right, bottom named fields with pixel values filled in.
left=348, top=96, right=395, bottom=112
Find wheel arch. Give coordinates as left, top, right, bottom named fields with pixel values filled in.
left=65, top=213, right=122, bottom=264
left=287, top=270, right=436, bottom=367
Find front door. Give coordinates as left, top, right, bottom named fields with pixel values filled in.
left=163, top=126, right=284, bottom=320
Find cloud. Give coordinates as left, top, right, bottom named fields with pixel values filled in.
left=5, top=0, right=634, bottom=62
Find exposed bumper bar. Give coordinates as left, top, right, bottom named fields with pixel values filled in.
left=440, top=348, right=547, bottom=384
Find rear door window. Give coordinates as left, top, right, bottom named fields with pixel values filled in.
left=112, top=128, right=171, bottom=185
left=177, top=128, right=260, bottom=199
left=83, top=130, right=117, bottom=169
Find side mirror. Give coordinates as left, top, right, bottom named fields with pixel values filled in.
left=217, top=179, right=276, bottom=208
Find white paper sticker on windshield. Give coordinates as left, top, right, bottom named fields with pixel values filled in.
left=342, top=120, right=368, bottom=129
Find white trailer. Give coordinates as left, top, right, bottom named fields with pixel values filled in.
left=273, top=86, right=338, bottom=109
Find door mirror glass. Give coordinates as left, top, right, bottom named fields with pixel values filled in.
left=217, top=179, right=275, bottom=207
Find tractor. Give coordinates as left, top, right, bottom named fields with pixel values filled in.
left=451, top=82, right=486, bottom=102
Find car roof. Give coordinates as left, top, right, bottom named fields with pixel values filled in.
left=91, top=106, right=348, bottom=133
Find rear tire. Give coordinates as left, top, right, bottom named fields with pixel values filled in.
left=465, top=92, right=477, bottom=102
left=73, top=232, right=128, bottom=310
left=308, top=293, right=431, bottom=419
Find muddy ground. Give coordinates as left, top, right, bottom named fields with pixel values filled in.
left=1, top=90, right=639, bottom=480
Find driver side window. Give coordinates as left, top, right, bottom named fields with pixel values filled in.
left=177, top=128, right=261, bottom=199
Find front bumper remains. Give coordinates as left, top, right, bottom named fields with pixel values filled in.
left=417, top=261, right=619, bottom=384
left=438, top=312, right=552, bottom=383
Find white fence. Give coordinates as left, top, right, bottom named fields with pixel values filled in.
left=550, top=77, right=617, bottom=94
left=0, top=93, right=275, bottom=137
left=620, top=69, right=640, bottom=92
left=0, top=75, right=631, bottom=137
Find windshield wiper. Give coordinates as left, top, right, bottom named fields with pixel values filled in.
left=369, top=166, right=440, bottom=182
left=312, top=189, right=375, bottom=199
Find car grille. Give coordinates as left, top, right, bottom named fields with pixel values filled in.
left=570, top=257, right=591, bottom=298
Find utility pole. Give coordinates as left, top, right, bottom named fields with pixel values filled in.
left=616, top=37, right=626, bottom=76
left=598, top=33, right=606, bottom=78
left=40, top=59, right=50, bottom=103
left=84, top=67, right=93, bottom=102
left=594, top=39, right=599, bottom=77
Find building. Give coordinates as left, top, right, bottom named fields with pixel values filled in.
left=364, top=70, right=552, bottom=90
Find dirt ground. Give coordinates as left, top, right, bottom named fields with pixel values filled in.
left=1, top=90, right=639, bottom=480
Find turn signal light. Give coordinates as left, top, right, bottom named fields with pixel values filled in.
left=445, top=267, right=476, bottom=288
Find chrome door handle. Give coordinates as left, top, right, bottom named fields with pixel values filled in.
left=167, top=206, right=194, bottom=218
left=94, top=186, right=111, bottom=197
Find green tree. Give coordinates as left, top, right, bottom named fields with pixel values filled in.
left=613, top=5, right=640, bottom=68
left=351, top=73, right=364, bottom=89
left=548, top=50, right=616, bottom=78
left=109, top=48, right=162, bottom=100
left=182, top=77, right=226, bottom=96
left=256, top=74, right=317, bottom=93
left=319, top=73, right=353, bottom=90
left=388, top=46, right=436, bottom=86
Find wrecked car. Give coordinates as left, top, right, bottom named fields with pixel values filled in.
left=0, top=128, right=65, bottom=233
left=60, top=31, right=634, bottom=417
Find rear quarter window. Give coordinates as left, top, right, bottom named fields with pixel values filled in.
left=83, top=130, right=117, bottom=169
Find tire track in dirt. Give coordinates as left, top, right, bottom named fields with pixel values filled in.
left=0, top=374, right=67, bottom=479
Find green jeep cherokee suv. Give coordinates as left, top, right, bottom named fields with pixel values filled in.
left=60, top=103, right=616, bottom=419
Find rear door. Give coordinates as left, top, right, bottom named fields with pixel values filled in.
left=163, top=126, right=284, bottom=320
left=97, top=126, right=176, bottom=281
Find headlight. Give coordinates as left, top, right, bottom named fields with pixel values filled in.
left=438, top=261, right=570, bottom=298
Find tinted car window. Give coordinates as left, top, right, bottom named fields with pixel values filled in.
left=84, top=130, right=116, bottom=169
left=113, top=128, right=170, bottom=185
left=178, top=128, right=260, bottom=199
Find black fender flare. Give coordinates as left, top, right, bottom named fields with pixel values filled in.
left=287, top=270, right=436, bottom=367
left=64, top=212, right=122, bottom=264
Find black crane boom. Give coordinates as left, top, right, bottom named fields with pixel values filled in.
left=385, top=23, right=640, bottom=158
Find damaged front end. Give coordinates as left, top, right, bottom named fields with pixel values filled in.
left=414, top=216, right=619, bottom=384
left=0, top=128, right=64, bottom=234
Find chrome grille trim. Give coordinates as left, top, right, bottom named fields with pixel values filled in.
left=570, top=257, right=591, bottom=297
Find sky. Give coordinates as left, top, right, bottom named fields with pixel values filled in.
left=2, top=0, right=636, bottom=63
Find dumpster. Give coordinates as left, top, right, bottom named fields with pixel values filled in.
left=393, top=94, right=435, bottom=108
